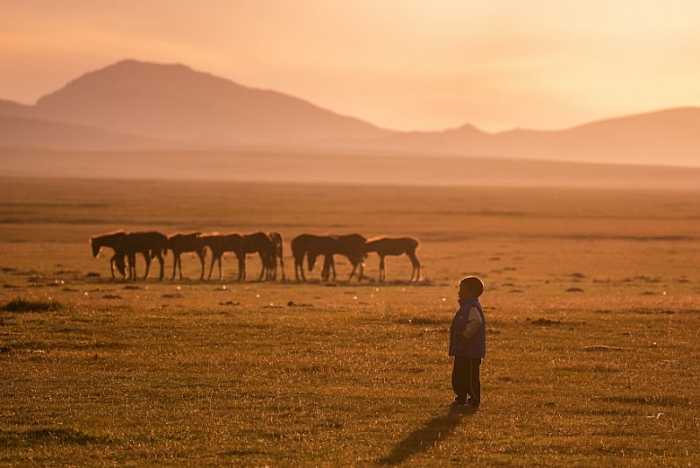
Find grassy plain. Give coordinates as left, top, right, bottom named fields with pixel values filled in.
left=1, top=176, right=699, bottom=467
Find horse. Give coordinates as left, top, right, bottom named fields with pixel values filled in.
left=89, top=230, right=128, bottom=279
left=362, top=236, right=420, bottom=282
left=121, top=231, right=169, bottom=281
left=291, top=233, right=323, bottom=282
left=312, top=234, right=367, bottom=282
left=167, top=232, right=206, bottom=281
left=268, top=232, right=285, bottom=281
left=200, top=233, right=242, bottom=281
left=295, top=233, right=365, bottom=282
left=239, top=232, right=276, bottom=281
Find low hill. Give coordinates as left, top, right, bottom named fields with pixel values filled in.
left=0, top=116, right=178, bottom=151
left=374, top=108, right=700, bottom=166
left=0, top=60, right=699, bottom=168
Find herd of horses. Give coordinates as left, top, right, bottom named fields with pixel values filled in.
left=89, top=231, right=421, bottom=283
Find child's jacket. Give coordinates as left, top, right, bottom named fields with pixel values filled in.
left=449, top=297, right=486, bottom=358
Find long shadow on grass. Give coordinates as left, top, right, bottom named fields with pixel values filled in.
left=378, top=407, right=474, bottom=465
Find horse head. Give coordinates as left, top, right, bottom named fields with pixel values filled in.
left=114, top=254, right=127, bottom=277
left=308, top=252, right=318, bottom=271
left=90, top=237, right=102, bottom=257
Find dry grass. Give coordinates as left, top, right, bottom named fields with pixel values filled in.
left=1, top=176, right=699, bottom=466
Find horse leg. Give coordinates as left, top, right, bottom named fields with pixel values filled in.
left=207, top=255, right=217, bottom=281
left=238, top=256, right=245, bottom=282
left=379, top=255, right=386, bottom=282
left=267, top=255, right=275, bottom=281
left=128, top=253, right=137, bottom=281
left=279, top=255, right=286, bottom=281
left=269, top=254, right=276, bottom=281
left=197, top=251, right=206, bottom=281
left=294, top=256, right=306, bottom=282
left=269, top=256, right=276, bottom=281
left=321, top=255, right=333, bottom=282
left=171, top=253, right=178, bottom=281
left=321, top=255, right=336, bottom=282
left=141, top=252, right=151, bottom=281
left=347, top=262, right=357, bottom=282
left=109, top=254, right=117, bottom=279
left=112, top=253, right=126, bottom=280
left=407, top=252, right=421, bottom=282
left=118, top=254, right=127, bottom=279
left=156, top=252, right=165, bottom=281
left=257, top=253, right=266, bottom=281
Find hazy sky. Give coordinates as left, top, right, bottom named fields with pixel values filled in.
left=2, top=1, right=700, bottom=132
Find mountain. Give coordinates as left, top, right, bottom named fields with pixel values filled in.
left=0, top=59, right=699, bottom=168
left=0, top=99, right=34, bottom=118
left=374, top=108, right=700, bottom=166
left=492, top=107, right=700, bottom=166
left=29, top=60, right=391, bottom=147
left=0, top=116, right=177, bottom=151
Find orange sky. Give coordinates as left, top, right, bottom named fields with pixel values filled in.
left=1, top=1, right=700, bottom=132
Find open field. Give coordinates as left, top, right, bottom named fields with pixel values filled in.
left=1, top=176, right=699, bottom=466
left=3, top=147, right=700, bottom=190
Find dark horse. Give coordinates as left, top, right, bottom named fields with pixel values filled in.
left=292, top=233, right=365, bottom=282
left=363, top=236, right=420, bottom=282
left=313, top=234, right=367, bottom=282
left=239, top=232, right=277, bottom=282
left=291, top=233, right=317, bottom=282
left=167, top=232, right=206, bottom=281
left=200, top=233, right=242, bottom=281
left=90, top=230, right=128, bottom=279
left=121, top=231, right=169, bottom=281
left=268, top=232, right=285, bottom=281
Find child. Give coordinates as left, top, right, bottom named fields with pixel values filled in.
left=449, top=276, right=486, bottom=409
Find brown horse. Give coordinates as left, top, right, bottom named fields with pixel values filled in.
left=200, top=233, right=243, bottom=281
left=314, top=234, right=367, bottom=282
left=291, top=234, right=336, bottom=282
left=121, top=231, right=169, bottom=281
left=167, top=232, right=206, bottom=281
left=239, top=232, right=276, bottom=282
left=90, top=230, right=128, bottom=279
left=268, top=232, right=285, bottom=281
left=291, top=233, right=316, bottom=281
left=363, top=236, right=420, bottom=282
left=295, top=233, right=365, bottom=282
left=292, top=233, right=342, bottom=281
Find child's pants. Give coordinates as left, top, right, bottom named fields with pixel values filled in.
left=452, top=356, right=481, bottom=405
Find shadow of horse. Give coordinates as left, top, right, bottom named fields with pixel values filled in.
left=378, top=407, right=474, bottom=465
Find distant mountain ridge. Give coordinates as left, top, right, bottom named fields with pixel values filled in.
left=1, top=59, right=699, bottom=167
